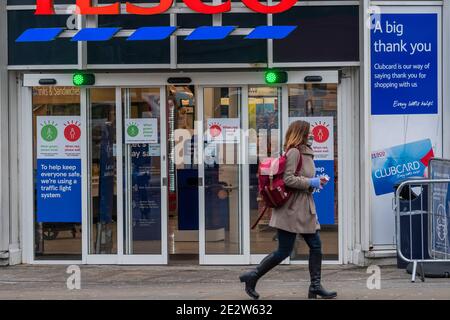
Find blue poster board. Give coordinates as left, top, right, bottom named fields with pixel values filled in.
left=313, top=160, right=335, bottom=225
left=130, top=143, right=161, bottom=241
left=37, top=158, right=82, bottom=223
left=371, top=13, right=438, bottom=115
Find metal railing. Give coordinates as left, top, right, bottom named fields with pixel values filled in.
left=394, top=179, right=450, bottom=282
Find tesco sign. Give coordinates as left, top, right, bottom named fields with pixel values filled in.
left=35, top=0, right=299, bottom=15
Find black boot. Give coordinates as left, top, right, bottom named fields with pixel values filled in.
left=308, top=252, right=337, bottom=299
left=239, top=253, right=281, bottom=300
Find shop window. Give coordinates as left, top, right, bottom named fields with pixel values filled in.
left=222, top=13, right=267, bottom=28
left=98, top=13, right=169, bottom=29
left=8, top=11, right=77, bottom=66
left=177, top=14, right=213, bottom=28
left=87, top=38, right=170, bottom=65
left=177, top=36, right=267, bottom=64
left=88, top=14, right=171, bottom=65
left=273, top=6, right=359, bottom=63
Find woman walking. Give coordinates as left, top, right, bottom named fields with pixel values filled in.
left=240, top=120, right=337, bottom=300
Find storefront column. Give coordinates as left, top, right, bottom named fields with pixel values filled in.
left=0, top=1, right=10, bottom=266
left=443, top=0, right=450, bottom=158
left=353, top=0, right=372, bottom=266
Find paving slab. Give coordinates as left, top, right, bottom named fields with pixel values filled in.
left=0, top=265, right=449, bottom=300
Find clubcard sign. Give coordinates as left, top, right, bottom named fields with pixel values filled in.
left=371, top=139, right=434, bottom=196
left=289, top=117, right=335, bottom=224
left=36, top=116, right=82, bottom=223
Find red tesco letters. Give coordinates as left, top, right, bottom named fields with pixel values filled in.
left=35, top=0, right=297, bottom=15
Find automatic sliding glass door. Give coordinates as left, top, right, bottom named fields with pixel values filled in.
left=122, top=88, right=167, bottom=263
left=86, top=87, right=167, bottom=264
left=199, top=86, right=247, bottom=264
left=88, top=88, right=118, bottom=259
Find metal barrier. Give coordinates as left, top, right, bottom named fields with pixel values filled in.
left=394, top=179, right=450, bottom=282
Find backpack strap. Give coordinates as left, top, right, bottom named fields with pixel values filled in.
left=251, top=206, right=268, bottom=230
left=286, top=146, right=303, bottom=176
left=287, top=146, right=304, bottom=210
left=294, top=147, right=303, bottom=176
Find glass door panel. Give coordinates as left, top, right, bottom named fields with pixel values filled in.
left=248, top=86, right=282, bottom=258
left=32, top=86, right=82, bottom=261
left=88, top=88, right=117, bottom=255
left=288, top=83, right=339, bottom=261
left=200, top=87, right=244, bottom=261
left=122, top=88, right=163, bottom=255
left=166, top=85, right=199, bottom=258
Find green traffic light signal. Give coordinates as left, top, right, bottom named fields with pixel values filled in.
left=73, top=73, right=95, bottom=86
left=264, top=70, right=288, bottom=84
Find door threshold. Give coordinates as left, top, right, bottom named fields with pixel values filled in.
left=169, top=254, right=199, bottom=265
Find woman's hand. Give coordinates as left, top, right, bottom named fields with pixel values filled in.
left=309, top=177, right=323, bottom=190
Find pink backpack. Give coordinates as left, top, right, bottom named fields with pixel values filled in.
left=252, top=148, right=303, bottom=229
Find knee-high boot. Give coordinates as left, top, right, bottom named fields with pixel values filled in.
left=239, top=253, right=281, bottom=299
left=308, top=251, right=337, bottom=299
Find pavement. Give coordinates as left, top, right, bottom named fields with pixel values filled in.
left=0, top=264, right=449, bottom=300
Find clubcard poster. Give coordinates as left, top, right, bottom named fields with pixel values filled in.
left=371, top=139, right=434, bottom=196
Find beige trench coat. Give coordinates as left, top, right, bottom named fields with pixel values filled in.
left=269, top=145, right=321, bottom=234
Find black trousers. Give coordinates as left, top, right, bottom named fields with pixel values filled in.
left=271, top=229, right=322, bottom=263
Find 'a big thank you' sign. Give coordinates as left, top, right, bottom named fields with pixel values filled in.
left=371, top=13, right=438, bottom=115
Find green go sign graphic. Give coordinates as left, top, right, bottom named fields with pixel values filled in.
left=127, top=123, right=140, bottom=137
left=125, top=118, right=158, bottom=144
left=41, top=123, right=58, bottom=142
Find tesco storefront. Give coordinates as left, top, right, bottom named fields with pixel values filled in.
left=0, top=0, right=448, bottom=266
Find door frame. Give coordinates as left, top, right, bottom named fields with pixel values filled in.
left=21, top=70, right=345, bottom=265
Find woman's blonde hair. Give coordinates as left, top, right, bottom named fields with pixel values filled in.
left=283, top=120, right=310, bottom=151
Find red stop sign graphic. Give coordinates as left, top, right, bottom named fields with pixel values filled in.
left=209, top=124, right=222, bottom=137
left=64, top=124, right=81, bottom=142
left=312, top=124, right=329, bottom=143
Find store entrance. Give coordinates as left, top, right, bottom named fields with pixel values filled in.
left=24, top=71, right=344, bottom=265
